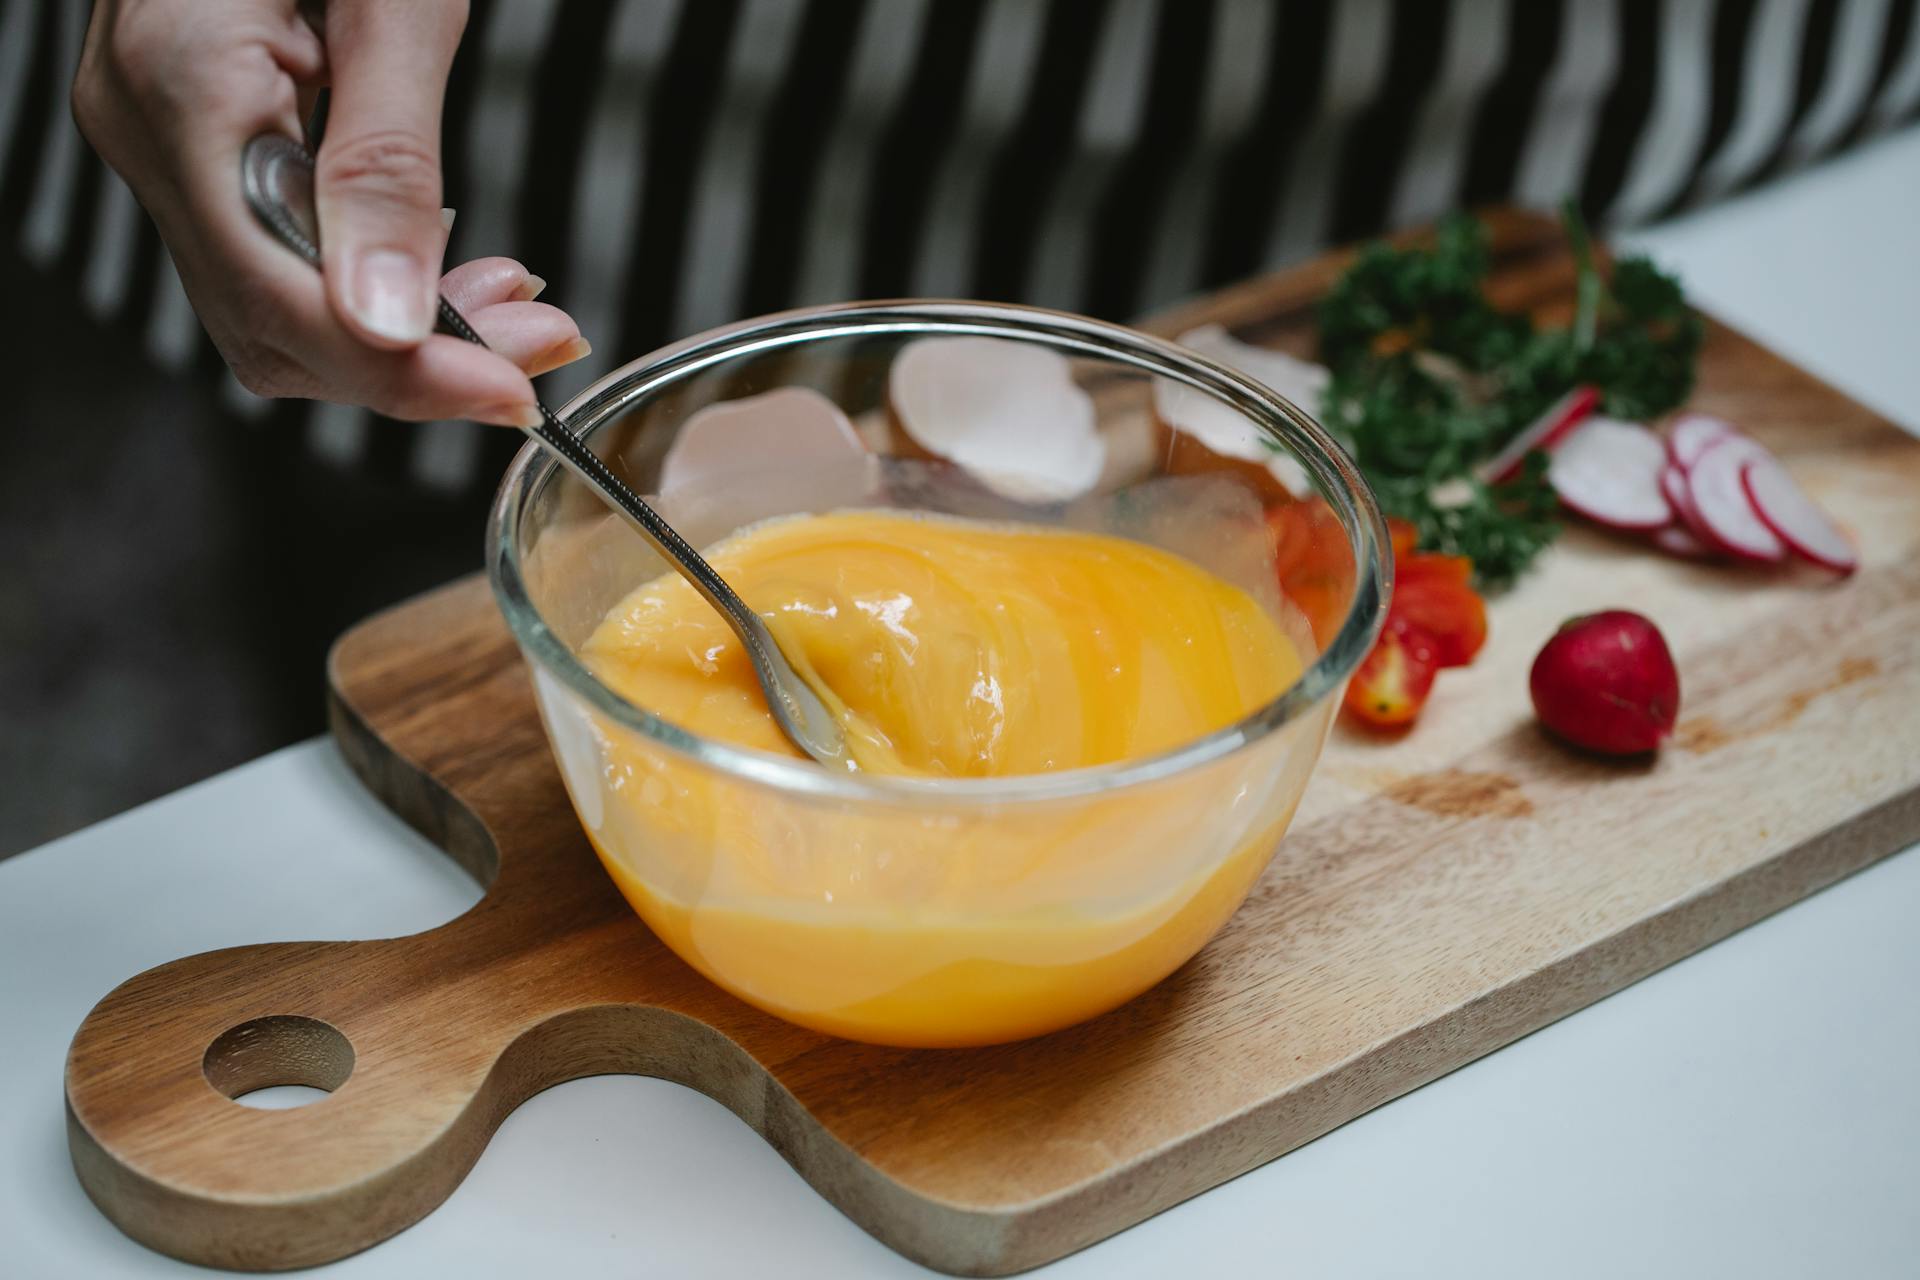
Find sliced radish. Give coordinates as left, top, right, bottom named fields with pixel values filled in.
left=1661, top=462, right=1724, bottom=549
left=659, top=387, right=869, bottom=499
left=1651, top=524, right=1715, bottom=559
left=1547, top=416, right=1672, bottom=531
left=889, top=337, right=1105, bottom=502
left=1475, top=384, right=1600, bottom=484
left=1658, top=465, right=1689, bottom=523
left=1666, top=413, right=1739, bottom=470
left=1154, top=323, right=1326, bottom=497
left=1741, top=456, right=1858, bottom=574
left=1684, top=436, right=1786, bottom=562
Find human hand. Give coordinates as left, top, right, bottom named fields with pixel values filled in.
left=73, top=0, right=585, bottom=426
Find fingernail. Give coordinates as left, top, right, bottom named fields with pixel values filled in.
left=349, top=249, right=433, bottom=342
left=513, top=273, right=548, bottom=303
left=528, top=337, right=592, bottom=377
left=473, top=402, right=543, bottom=429
left=440, top=207, right=457, bottom=232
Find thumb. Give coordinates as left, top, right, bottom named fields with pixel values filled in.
left=312, top=0, right=467, bottom=349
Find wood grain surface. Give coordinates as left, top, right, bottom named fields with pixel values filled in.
left=65, top=215, right=1920, bottom=1275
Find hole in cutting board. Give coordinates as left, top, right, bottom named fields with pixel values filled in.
left=229, top=1085, right=335, bottom=1110
left=204, top=1015, right=354, bottom=1108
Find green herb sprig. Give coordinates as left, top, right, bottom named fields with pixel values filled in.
left=1313, top=206, right=1702, bottom=586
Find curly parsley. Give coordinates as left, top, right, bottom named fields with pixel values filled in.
left=1313, top=206, right=1702, bottom=587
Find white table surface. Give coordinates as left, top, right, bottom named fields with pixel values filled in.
left=6, top=127, right=1919, bottom=1280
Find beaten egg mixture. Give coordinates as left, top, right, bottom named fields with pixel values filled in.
left=569, top=510, right=1308, bottom=1044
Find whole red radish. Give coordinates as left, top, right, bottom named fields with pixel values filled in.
left=1530, top=611, right=1680, bottom=755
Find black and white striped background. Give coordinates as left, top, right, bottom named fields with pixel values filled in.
left=6, top=0, right=1919, bottom=500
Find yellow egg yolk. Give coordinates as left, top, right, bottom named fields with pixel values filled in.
left=570, top=510, right=1314, bottom=1046
left=583, top=511, right=1299, bottom=776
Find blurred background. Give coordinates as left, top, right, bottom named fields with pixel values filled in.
left=5, top=0, right=1918, bottom=854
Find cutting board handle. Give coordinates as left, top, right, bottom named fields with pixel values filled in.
left=63, top=893, right=778, bottom=1272
left=65, top=929, right=535, bottom=1265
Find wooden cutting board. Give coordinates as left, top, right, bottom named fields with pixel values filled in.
left=66, top=215, right=1920, bottom=1275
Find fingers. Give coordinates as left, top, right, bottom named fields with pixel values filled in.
left=363, top=335, right=544, bottom=426
left=230, top=249, right=541, bottom=424
left=442, top=256, right=586, bottom=376
left=441, top=256, right=546, bottom=310
left=265, top=268, right=584, bottom=423
left=77, top=0, right=563, bottom=427
left=466, top=302, right=589, bottom=376
left=77, top=0, right=314, bottom=185
left=311, top=0, right=467, bottom=348
left=303, top=305, right=581, bottom=424
left=283, top=4, right=328, bottom=80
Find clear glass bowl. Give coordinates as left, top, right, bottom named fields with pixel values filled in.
left=488, top=302, right=1387, bottom=1048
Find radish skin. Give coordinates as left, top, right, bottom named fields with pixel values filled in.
left=1685, top=436, right=1786, bottom=562
left=1667, top=413, right=1739, bottom=470
left=1661, top=463, right=1728, bottom=552
left=1741, top=456, right=1858, bottom=574
left=1477, top=384, right=1600, bottom=484
left=1530, top=611, right=1681, bottom=755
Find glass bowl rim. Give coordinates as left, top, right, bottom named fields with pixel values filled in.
left=487, top=299, right=1389, bottom=806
